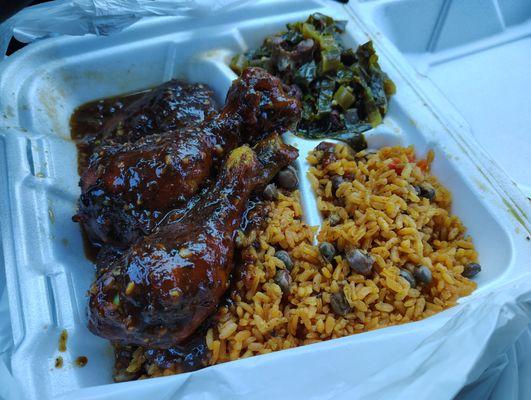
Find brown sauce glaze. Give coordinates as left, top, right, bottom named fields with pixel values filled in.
left=70, top=81, right=223, bottom=376
left=71, top=69, right=300, bottom=378
left=71, top=91, right=145, bottom=173
left=113, top=322, right=211, bottom=381
left=71, top=81, right=220, bottom=251
left=71, top=81, right=218, bottom=173
left=87, top=138, right=298, bottom=348
left=72, top=69, right=299, bottom=249
left=71, top=81, right=220, bottom=248
left=111, top=201, right=270, bottom=382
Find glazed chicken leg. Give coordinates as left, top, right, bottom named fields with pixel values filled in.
left=88, top=135, right=298, bottom=347
left=99, top=81, right=218, bottom=145
left=76, top=68, right=301, bottom=247
left=73, top=80, right=219, bottom=161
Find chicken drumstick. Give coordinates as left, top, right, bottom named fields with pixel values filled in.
left=75, top=68, right=301, bottom=247
left=88, top=134, right=298, bottom=347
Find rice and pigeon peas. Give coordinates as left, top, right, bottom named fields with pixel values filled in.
left=122, top=142, right=480, bottom=377
left=201, top=143, right=481, bottom=368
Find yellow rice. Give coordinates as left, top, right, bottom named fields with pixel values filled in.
left=206, top=143, right=478, bottom=365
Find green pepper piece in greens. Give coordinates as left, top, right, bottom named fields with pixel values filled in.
left=333, top=85, right=356, bottom=110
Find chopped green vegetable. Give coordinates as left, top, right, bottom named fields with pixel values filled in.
left=230, top=54, right=249, bottom=75
left=301, top=22, right=321, bottom=43
left=333, top=85, right=356, bottom=110
left=294, top=61, right=317, bottom=90
left=317, top=79, right=335, bottom=115
left=321, top=48, right=342, bottom=74
left=229, top=13, right=395, bottom=144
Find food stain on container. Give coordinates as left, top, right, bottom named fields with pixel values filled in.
left=48, top=208, right=55, bottom=224
left=75, top=356, right=88, bottom=367
left=54, top=356, right=63, bottom=369
left=58, top=329, right=68, bottom=352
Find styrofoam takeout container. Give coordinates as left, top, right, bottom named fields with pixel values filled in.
left=0, top=0, right=530, bottom=399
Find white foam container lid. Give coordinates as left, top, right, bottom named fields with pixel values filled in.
left=0, top=1, right=530, bottom=399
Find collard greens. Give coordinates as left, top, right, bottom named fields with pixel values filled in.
left=230, top=13, right=396, bottom=150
